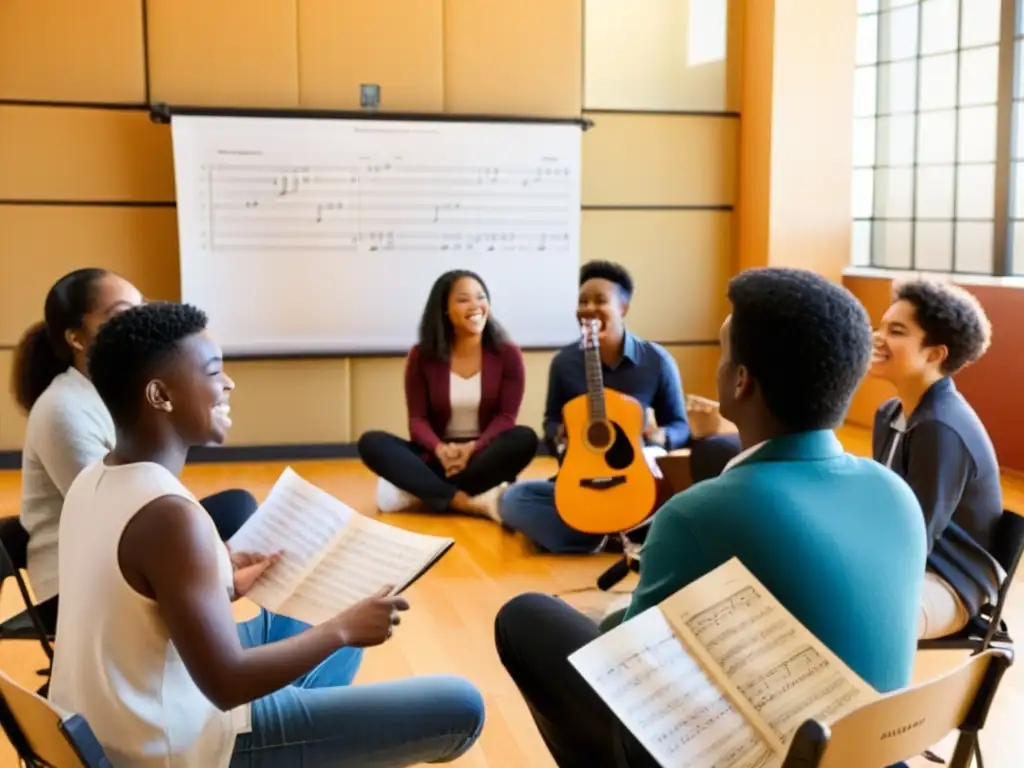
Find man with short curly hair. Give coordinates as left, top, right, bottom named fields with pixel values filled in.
left=870, top=279, right=1003, bottom=640
left=495, top=268, right=926, bottom=767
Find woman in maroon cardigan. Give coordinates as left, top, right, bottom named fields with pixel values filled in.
left=358, top=269, right=539, bottom=517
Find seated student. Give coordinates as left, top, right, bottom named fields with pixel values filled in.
left=685, top=393, right=744, bottom=483
left=358, top=269, right=538, bottom=519
left=493, top=268, right=926, bottom=767
left=49, top=301, right=485, bottom=767
left=12, top=268, right=257, bottom=634
left=498, top=260, right=689, bottom=553
left=870, top=279, right=1004, bottom=640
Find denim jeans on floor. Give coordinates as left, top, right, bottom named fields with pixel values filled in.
left=499, top=479, right=607, bottom=554
left=229, top=610, right=485, bottom=767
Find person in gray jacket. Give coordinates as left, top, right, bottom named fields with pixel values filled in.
left=870, top=278, right=1004, bottom=639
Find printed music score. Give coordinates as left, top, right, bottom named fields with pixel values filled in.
left=197, top=160, right=575, bottom=254
left=227, top=468, right=454, bottom=625
left=680, top=586, right=866, bottom=746
left=569, top=559, right=880, bottom=768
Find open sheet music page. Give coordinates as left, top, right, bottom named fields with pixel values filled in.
left=569, top=606, right=774, bottom=768
left=272, top=513, right=454, bottom=626
left=662, top=559, right=880, bottom=751
left=227, top=468, right=352, bottom=611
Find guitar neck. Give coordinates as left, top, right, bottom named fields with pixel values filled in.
left=584, top=344, right=607, bottom=422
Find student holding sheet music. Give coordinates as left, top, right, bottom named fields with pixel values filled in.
left=493, top=268, right=924, bottom=768
left=358, top=269, right=538, bottom=519
left=48, top=302, right=484, bottom=768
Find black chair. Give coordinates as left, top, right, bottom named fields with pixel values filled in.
left=781, top=648, right=1012, bottom=768
left=915, top=509, right=1024, bottom=767
left=918, top=510, right=1024, bottom=653
left=0, top=517, right=55, bottom=693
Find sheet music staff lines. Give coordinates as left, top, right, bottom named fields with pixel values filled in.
left=197, top=160, right=575, bottom=253
left=683, top=586, right=867, bottom=746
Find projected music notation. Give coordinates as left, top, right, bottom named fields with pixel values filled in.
left=197, top=161, right=575, bottom=253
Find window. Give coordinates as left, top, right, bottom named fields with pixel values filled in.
left=852, top=0, right=1019, bottom=275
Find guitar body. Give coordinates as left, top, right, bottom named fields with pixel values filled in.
left=555, top=387, right=658, bottom=534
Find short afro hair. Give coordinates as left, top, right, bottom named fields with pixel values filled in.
left=727, top=267, right=872, bottom=432
left=580, top=260, right=634, bottom=300
left=895, top=279, right=991, bottom=375
left=88, top=302, right=209, bottom=427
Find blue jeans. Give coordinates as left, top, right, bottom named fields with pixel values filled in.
left=229, top=610, right=485, bottom=766
left=499, top=479, right=606, bottom=554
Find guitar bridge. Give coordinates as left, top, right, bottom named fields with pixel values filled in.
left=579, top=476, right=627, bottom=491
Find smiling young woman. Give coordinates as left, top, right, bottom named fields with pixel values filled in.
left=870, top=279, right=1004, bottom=640
left=356, top=268, right=538, bottom=520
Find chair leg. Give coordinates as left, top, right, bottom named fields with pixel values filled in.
left=974, top=738, right=984, bottom=768
left=947, top=731, right=977, bottom=768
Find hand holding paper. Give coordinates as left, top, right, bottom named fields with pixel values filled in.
left=227, top=468, right=454, bottom=626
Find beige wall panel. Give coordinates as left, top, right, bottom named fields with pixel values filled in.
left=147, top=0, right=300, bottom=107
left=0, top=351, right=28, bottom=451
left=665, top=344, right=720, bottom=400
left=519, top=351, right=557, bottom=436
left=0, top=0, right=145, bottom=103
left=443, top=0, right=582, bottom=116
left=582, top=113, right=737, bottom=206
left=0, top=206, right=180, bottom=345
left=584, top=0, right=744, bottom=112
left=222, top=359, right=351, bottom=445
left=349, top=357, right=409, bottom=439
left=298, top=0, right=444, bottom=111
left=0, top=107, right=174, bottom=202
left=581, top=210, right=730, bottom=342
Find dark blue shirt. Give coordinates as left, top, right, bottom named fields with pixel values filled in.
left=543, top=333, right=690, bottom=451
left=873, top=377, right=1005, bottom=617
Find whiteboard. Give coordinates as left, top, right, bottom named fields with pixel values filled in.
left=170, top=113, right=583, bottom=355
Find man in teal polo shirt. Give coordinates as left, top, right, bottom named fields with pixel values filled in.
left=494, top=267, right=925, bottom=767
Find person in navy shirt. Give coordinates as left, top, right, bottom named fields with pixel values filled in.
left=498, top=260, right=690, bottom=553
left=870, top=279, right=1004, bottom=639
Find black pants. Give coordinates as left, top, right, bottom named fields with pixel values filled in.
left=357, top=426, right=539, bottom=512
left=35, top=488, right=259, bottom=635
left=494, top=593, right=658, bottom=768
left=690, top=432, right=743, bottom=484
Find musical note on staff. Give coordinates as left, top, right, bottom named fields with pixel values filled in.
left=569, top=559, right=884, bottom=766
left=195, top=159, right=575, bottom=254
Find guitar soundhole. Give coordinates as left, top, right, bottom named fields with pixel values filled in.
left=587, top=421, right=612, bottom=448
left=604, top=422, right=635, bottom=471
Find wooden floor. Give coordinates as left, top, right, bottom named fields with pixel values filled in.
left=0, top=426, right=1021, bottom=766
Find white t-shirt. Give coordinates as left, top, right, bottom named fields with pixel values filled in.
left=48, top=460, right=239, bottom=767
left=20, top=367, right=114, bottom=602
left=445, top=372, right=481, bottom=439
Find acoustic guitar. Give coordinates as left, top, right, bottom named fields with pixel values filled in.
left=554, top=319, right=658, bottom=534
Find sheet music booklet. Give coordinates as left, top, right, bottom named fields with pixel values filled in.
left=227, top=467, right=454, bottom=626
left=569, top=558, right=880, bottom=768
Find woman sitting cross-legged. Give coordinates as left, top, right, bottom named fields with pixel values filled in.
left=870, top=279, right=1005, bottom=640
left=48, top=301, right=485, bottom=767
left=358, top=269, right=539, bottom=519
left=12, top=267, right=258, bottom=635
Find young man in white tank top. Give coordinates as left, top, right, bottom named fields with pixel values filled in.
left=50, top=302, right=484, bottom=767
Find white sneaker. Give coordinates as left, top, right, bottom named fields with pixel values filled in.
left=470, top=483, right=507, bottom=523
left=375, top=478, right=419, bottom=513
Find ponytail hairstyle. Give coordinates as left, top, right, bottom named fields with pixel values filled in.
left=11, top=268, right=110, bottom=413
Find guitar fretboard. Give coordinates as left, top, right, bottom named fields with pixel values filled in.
left=584, top=341, right=607, bottom=423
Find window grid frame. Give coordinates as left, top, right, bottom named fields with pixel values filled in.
left=854, top=0, right=1017, bottom=275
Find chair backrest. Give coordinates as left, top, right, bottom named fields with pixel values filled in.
left=991, top=510, right=1024, bottom=578
left=781, top=648, right=1012, bottom=768
left=0, top=669, right=110, bottom=767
